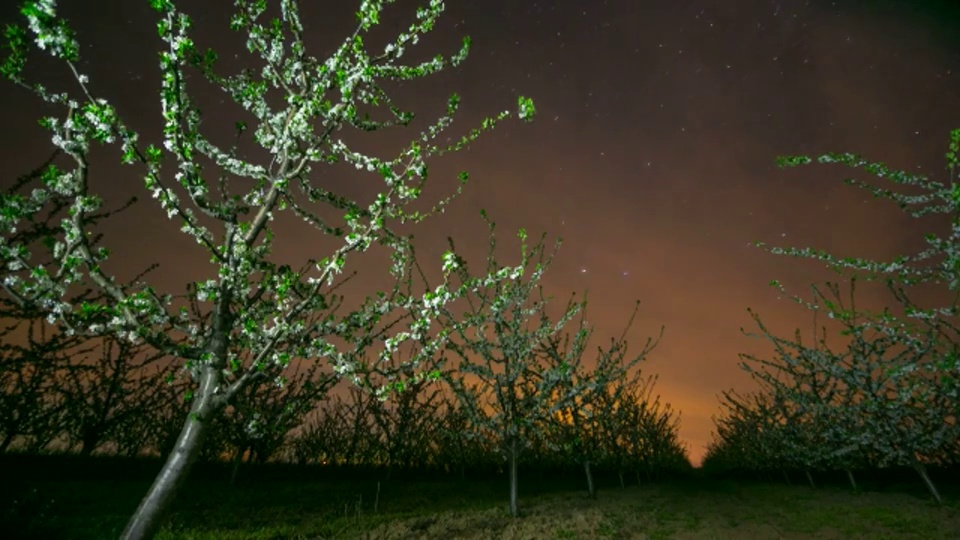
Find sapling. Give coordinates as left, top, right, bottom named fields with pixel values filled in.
left=544, top=301, right=664, bottom=497
left=438, top=212, right=666, bottom=516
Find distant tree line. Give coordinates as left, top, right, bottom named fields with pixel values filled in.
left=0, top=305, right=691, bottom=489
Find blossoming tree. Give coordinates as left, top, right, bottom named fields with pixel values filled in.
left=0, top=0, right=536, bottom=537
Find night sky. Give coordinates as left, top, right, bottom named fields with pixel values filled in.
left=2, top=0, right=959, bottom=465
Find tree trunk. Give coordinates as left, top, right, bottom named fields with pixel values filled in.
left=121, top=398, right=213, bottom=539
left=782, top=470, right=791, bottom=485
left=844, top=469, right=857, bottom=492
left=0, top=431, right=15, bottom=452
left=804, top=469, right=816, bottom=489
left=508, top=437, right=519, bottom=517
left=913, top=463, right=942, bottom=504
left=229, top=445, right=246, bottom=486
left=583, top=460, right=595, bottom=498
left=122, top=295, right=235, bottom=540
left=80, top=431, right=99, bottom=457
left=618, top=470, right=625, bottom=489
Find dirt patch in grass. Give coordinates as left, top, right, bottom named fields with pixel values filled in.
left=370, top=494, right=613, bottom=539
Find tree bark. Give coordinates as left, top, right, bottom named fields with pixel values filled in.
left=229, top=445, right=246, bottom=486
left=583, top=459, right=595, bottom=498
left=80, top=430, right=101, bottom=457
left=913, top=463, right=942, bottom=504
left=121, top=296, right=233, bottom=540
left=804, top=469, right=816, bottom=489
left=0, top=432, right=15, bottom=452
left=120, top=392, right=215, bottom=539
left=845, top=469, right=857, bottom=492
left=508, top=437, right=519, bottom=517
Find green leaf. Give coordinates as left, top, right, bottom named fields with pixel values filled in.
left=775, top=155, right=812, bottom=168
left=517, top=96, right=536, bottom=122
left=150, top=0, right=174, bottom=13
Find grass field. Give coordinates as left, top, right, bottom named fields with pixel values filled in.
left=4, top=457, right=960, bottom=539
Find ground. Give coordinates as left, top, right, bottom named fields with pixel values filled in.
left=4, top=458, right=959, bottom=539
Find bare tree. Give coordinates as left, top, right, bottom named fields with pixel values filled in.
left=0, top=319, right=97, bottom=452
left=220, top=358, right=336, bottom=483
left=139, top=369, right=194, bottom=459
left=288, top=386, right=379, bottom=468
left=627, top=391, right=687, bottom=482
left=545, top=301, right=663, bottom=497
left=57, top=336, right=166, bottom=456
left=110, top=364, right=187, bottom=458
left=433, top=394, right=494, bottom=480
left=286, top=400, right=349, bottom=467
left=365, top=349, right=446, bottom=477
